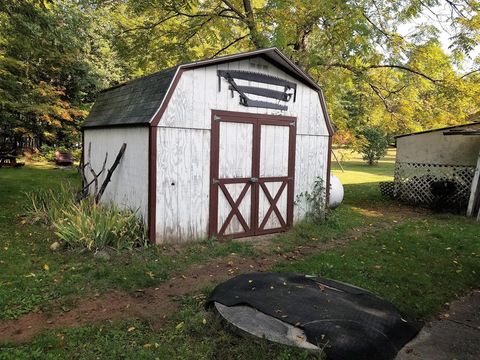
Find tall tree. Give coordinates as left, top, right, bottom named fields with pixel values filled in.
left=108, top=0, right=480, bottom=134
left=0, top=0, right=126, bottom=148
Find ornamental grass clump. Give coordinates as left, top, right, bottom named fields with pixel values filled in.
left=25, top=184, right=75, bottom=225
left=25, top=185, right=147, bottom=251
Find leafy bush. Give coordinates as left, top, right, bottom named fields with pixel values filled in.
left=32, top=144, right=80, bottom=162
left=25, top=185, right=147, bottom=251
left=296, top=177, right=327, bottom=223
left=354, top=127, right=389, bottom=165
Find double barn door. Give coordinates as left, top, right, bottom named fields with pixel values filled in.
left=209, top=111, right=296, bottom=239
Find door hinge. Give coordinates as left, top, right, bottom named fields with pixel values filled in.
left=289, top=122, right=295, bottom=127
left=213, top=115, right=221, bottom=122
left=212, top=178, right=219, bottom=184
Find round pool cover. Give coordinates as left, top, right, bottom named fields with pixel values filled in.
left=206, top=272, right=421, bottom=359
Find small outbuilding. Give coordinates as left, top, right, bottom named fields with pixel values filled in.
left=394, top=122, right=480, bottom=214
left=81, top=48, right=334, bottom=243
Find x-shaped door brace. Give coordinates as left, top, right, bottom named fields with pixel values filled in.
left=218, top=182, right=251, bottom=236
left=259, top=181, right=287, bottom=230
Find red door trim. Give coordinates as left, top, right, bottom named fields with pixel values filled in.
left=208, top=115, right=220, bottom=237
left=258, top=180, right=288, bottom=230
left=217, top=182, right=252, bottom=236
left=209, top=110, right=297, bottom=239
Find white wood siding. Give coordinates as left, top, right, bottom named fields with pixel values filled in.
left=155, top=127, right=210, bottom=242
left=294, top=135, right=330, bottom=221
left=160, top=56, right=329, bottom=135
left=219, top=122, right=253, bottom=178
left=83, top=127, right=149, bottom=221
left=155, top=56, right=330, bottom=242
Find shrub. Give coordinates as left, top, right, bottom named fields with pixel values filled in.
left=25, top=186, right=147, bottom=251
left=354, top=127, right=389, bottom=165
left=32, top=144, right=80, bottom=162
left=296, top=177, right=327, bottom=223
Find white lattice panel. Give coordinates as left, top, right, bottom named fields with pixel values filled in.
left=394, top=162, right=475, bottom=209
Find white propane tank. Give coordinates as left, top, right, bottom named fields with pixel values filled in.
left=328, top=174, right=344, bottom=209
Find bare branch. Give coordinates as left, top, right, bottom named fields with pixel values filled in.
left=221, top=0, right=245, bottom=19
left=460, top=68, right=480, bottom=79
left=210, top=34, right=249, bottom=58
left=95, top=143, right=127, bottom=204
left=369, top=64, right=442, bottom=83
left=325, top=62, right=442, bottom=83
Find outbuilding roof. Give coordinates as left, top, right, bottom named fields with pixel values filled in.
left=83, top=67, right=177, bottom=128
left=394, top=122, right=480, bottom=139
left=82, top=48, right=327, bottom=129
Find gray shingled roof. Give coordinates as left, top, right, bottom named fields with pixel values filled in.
left=82, top=67, right=178, bottom=128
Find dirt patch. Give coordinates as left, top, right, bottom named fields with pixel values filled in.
left=0, top=255, right=273, bottom=343
left=0, top=203, right=427, bottom=344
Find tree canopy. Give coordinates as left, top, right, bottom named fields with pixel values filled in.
left=1, top=0, right=479, bottom=148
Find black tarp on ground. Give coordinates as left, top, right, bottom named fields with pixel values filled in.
left=206, top=273, right=422, bottom=360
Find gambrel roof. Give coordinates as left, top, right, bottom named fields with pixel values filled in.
left=82, top=48, right=332, bottom=133
left=83, top=67, right=177, bottom=128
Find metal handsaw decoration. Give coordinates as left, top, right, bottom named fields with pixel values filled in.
left=217, top=70, right=297, bottom=111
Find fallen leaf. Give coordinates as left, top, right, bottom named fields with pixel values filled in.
left=175, top=321, right=184, bottom=330
left=127, top=326, right=135, bottom=332
left=43, top=264, right=50, bottom=271
left=202, top=318, right=207, bottom=325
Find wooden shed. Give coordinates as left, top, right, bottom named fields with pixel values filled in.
left=394, top=122, right=480, bottom=212
left=81, top=48, right=333, bottom=244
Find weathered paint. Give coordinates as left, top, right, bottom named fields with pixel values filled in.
left=83, top=127, right=149, bottom=221
left=154, top=56, right=330, bottom=243
left=396, top=125, right=480, bottom=166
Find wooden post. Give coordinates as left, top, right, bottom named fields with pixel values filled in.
left=467, top=150, right=480, bottom=217
left=331, top=149, right=344, bottom=172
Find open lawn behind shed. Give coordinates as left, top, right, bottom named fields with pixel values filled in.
left=0, top=151, right=479, bottom=359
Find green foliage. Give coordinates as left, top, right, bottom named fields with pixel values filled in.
left=0, top=1, right=126, bottom=148
left=2, top=0, right=480, bottom=146
left=30, top=144, right=81, bottom=162
left=296, top=177, right=327, bottom=223
left=25, top=184, right=75, bottom=224
left=354, top=127, right=389, bottom=165
left=53, top=200, right=147, bottom=251
left=108, top=0, right=480, bottom=136
left=25, top=185, right=147, bottom=251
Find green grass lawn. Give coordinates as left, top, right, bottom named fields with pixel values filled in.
left=0, top=164, right=255, bottom=320
left=1, top=152, right=479, bottom=359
